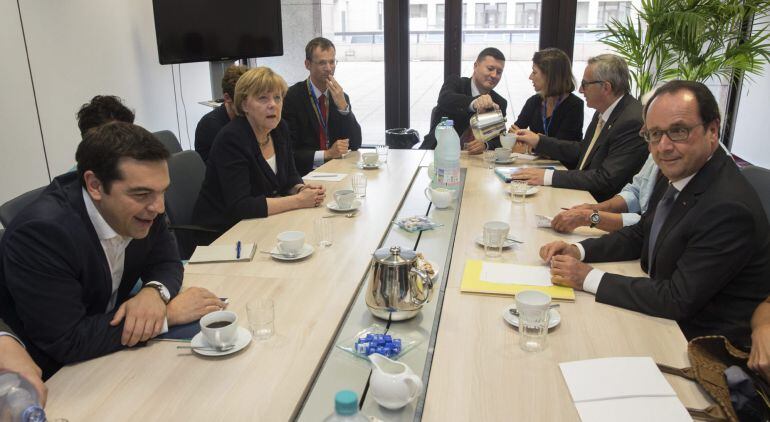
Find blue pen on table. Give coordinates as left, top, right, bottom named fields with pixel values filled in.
left=236, top=241, right=241, bottom=259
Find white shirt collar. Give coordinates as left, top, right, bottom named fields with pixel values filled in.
left=82, top=188, right=123, bottom=241
left=308, top=78, right=326, bottom=98
left=470, top=79, right=481, bottom=97
left=600, top=95, right=624, bottom=123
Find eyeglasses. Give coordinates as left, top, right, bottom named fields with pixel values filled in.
left=639, top=123, right=705, bottom=144
left=312, top=59, right=337, bottom=67
left=580, top=80, right=605, bottom=89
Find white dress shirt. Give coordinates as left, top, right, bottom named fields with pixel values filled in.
left=310, top=79, right=350, bottom=169
left=543, top=95, right=624, bottom=186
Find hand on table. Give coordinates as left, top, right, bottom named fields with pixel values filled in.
left=465, top=139, right=487, bottom=155
left=324, top=139, right=349, bottom=160
left=0, top=336, right=46, bottom=406
left=303, top=183, right=326, bottom=195
left=295, top=184, right=326, bottom=208
left=110, top=287, right=167, bottom=346
left=511, top=168, right=545, bottom=185
left=551, top=209, right=591, bottom=233
left=472, top=94, right=499, bottom=113
left=539, top=241, right=581, bottom=263
left=327, top=75, right=348, bottom=111
left=167, top=287, right=226, bottom=326
left=749, top=323, right=770, bottom=381
left=549, top=255, right=592, bottom=291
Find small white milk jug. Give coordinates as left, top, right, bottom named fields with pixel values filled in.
left=368, top=353, right=423, bottom=410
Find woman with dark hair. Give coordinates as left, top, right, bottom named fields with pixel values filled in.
left=511, top=48, right=584, bottom=142
left=193, top=67, right=325, bottom=241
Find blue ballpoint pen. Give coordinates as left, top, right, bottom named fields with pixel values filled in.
left=236, top=241, right=241, bottom=259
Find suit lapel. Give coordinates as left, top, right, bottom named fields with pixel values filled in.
left=580, top=95, right=629, bottom=168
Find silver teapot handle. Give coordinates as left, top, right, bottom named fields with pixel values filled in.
left=409, top=267, right=433, bottom=306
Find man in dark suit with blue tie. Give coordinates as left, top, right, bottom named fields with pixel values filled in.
left=0, top=122, right=224, bottom=378
left=539, top=80, right=770, bottom=348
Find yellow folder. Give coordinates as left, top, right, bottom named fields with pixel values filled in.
left=460, top=259, right=575, bottom=301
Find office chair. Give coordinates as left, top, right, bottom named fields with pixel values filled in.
left=0, top=186, right=46, bottom=227
left=153, top=130, right=183, bottom=154
left=0, top=228, right=4, bottom=241
left=742, top=165, right=770, bottom=224
left=165, top=150, right=219, bottom=259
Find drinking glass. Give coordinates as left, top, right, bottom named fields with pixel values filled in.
left=516, top=291, right=551, bottom=352
left=510, top=180, right=528, bottom=204
left=376, top=144, right=389, bottom=163
left=482, top=150, right=496, bottom=170
left=483, top=221, right=509, bottom=258
left=352, top=173, right=367, bottom=198
left=314, top=218, right=333, bottom=247
left=246, top=299, right=274, bottom=340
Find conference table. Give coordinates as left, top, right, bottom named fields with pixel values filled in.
left=44, top=149, right=711, bottom=421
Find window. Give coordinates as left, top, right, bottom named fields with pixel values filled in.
left=475, top=3, right=506, bottom=28
left=496, top=3, right=507, bottom=27
left=598, top=1, right=632, bottom=25
left=378, top=2, right=383, bottom=30
left=436, top=4, right=445, bottom=29
left=576, top=2, right=589, bottom=28
left=462, top=3, right=467, bottom=28
left=410, top=4, right=427, bottom=18
left=514, top=3, right=540, bottom=29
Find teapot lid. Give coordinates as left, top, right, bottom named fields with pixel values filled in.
left=373, top=246, right=417, bottom=265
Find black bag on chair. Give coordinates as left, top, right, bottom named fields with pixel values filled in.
left=385, top=128, right=419, bottom=149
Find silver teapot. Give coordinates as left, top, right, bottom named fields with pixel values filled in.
left=365, top=246, right=434, bottom=321
left=469, top=110, right=507, bottom=143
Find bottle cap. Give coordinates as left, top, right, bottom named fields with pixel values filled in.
left=334, top=390, right=359, bottom=416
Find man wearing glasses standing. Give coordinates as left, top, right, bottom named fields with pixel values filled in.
left=539, top=80, right=770, bottom=348
left=514, top=54, right=648, bottom=202
left=284, top=37, right=362, bottom=176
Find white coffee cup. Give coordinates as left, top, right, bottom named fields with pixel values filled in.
left=200, top=310, right=239, bottom=348
left=495, top=147, right=511, bottom=161
left=424, top=187, right=452, bottom=209
left=277, top=231, right=305, bottom=255
left=500, top=133, right=516, bottom=150
left=334, top=189, right=356, bottom=209
left=362, top=152, right=379, bottom=165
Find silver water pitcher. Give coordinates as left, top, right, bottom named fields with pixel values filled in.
left=365, top=246, right=434, bottom=321
left=469, top=110, right=507, bottom=143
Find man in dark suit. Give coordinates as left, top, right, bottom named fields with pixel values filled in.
left=514, top=54, right=648, bottom=202
left=283, top=37, right=362, bottom=176
left=0, top=122, right=225, bottom=378
left=539, top=80, right=770, bottom=348
left=420, top=47, right=507, bottom=154
left=194, top=64, right=248, bottom=162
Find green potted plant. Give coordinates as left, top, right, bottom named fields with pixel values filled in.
left=599, top=0, right=770, bottom=98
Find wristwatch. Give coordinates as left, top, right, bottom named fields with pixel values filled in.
left=144, top=281, right=171, bottom=304
left=589, top=210, right=600, bottom=228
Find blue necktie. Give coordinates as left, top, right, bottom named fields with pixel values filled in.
left=647, top=184, right=679, bottom=270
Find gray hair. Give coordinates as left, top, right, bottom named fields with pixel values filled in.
left=587, top=54, right=630, bottom=96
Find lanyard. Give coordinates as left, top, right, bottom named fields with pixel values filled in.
left=306, top=79, right=329, bottom=140
left=541, top=95, right=565, bottom=136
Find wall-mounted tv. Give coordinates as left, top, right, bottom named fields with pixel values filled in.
left=152, top=0, right=283, bottom=65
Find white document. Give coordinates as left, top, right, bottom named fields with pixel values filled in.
left=536, top=214, right=553, bottom=228
left=303, top=172, right=347, bottom=182
left=188, top=243, right=256, bottom=264
left=512, top=152, right=538, bottom=161
left=559, top=357, right=689, bottom=422
left=479, top=262, right=552, bottom=286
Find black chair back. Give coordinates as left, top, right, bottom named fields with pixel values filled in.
left=153, top=130, right=183, bottom=154
left=742, top=165, right=770, bottom=225
left=165, top=150, right=208, bottom=259
left=0, top=186, right=46, bottom=227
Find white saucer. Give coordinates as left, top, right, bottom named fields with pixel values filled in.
left=190, top=326, right=252, bottom=356
left=495, top=157, right=515, bottom=164
left=357, top=161, right=381, bottom=169
left=474, top=235, right=519, bottom=248
left=507, top=186, right=540, bottom=196
left=327, top=200, right=362, bottom=212
left=269, top=243, right=314, bottom=261
left=502, top=304, right=561, bottom=329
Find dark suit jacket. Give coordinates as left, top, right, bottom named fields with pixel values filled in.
left=194, top=104, right=230, bottom=163
left=0, top=172, right=183, bottom=378
left=580, top=148, right=770, bottom=347
left=192, top=117, right=304, bottom=237
left=513, top=93, right=583, bottom=142
left=283, top=80, right=362, bottom=176
left=534, top=94, right=648, bottom=202
left=420, top=75, right=507, bottom=150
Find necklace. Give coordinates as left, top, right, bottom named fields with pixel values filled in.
left=258, top=133, right=271, bottom=147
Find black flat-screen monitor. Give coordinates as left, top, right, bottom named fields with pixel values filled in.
left=152, top=0, right=283, bottom=65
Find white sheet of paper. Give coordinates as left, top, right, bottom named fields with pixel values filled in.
left=303, top=172, right=347, bottom=182
left=536, top=214, right=553, bottom=228
left=559, top=357, right=677, bottom=402
left=512, top=152, right=538, bottom=161
left=479, top=262, right=552, bottom=286
left=575, top=396, right=690, bottom=422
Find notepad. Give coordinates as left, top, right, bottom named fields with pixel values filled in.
left=460, top=259, right=575, bottom=300
left=304, top=172, right=347, bottom=182
left=188, top=243, right=256, bottom=263
left=559, top=357, right=690, bottom=422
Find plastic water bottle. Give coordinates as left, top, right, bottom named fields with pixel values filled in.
left=0, top=371, right=46, bottom=422
left=322, top=390, right=368, bottom=422
left=433, top=119, right=461, bottom=194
